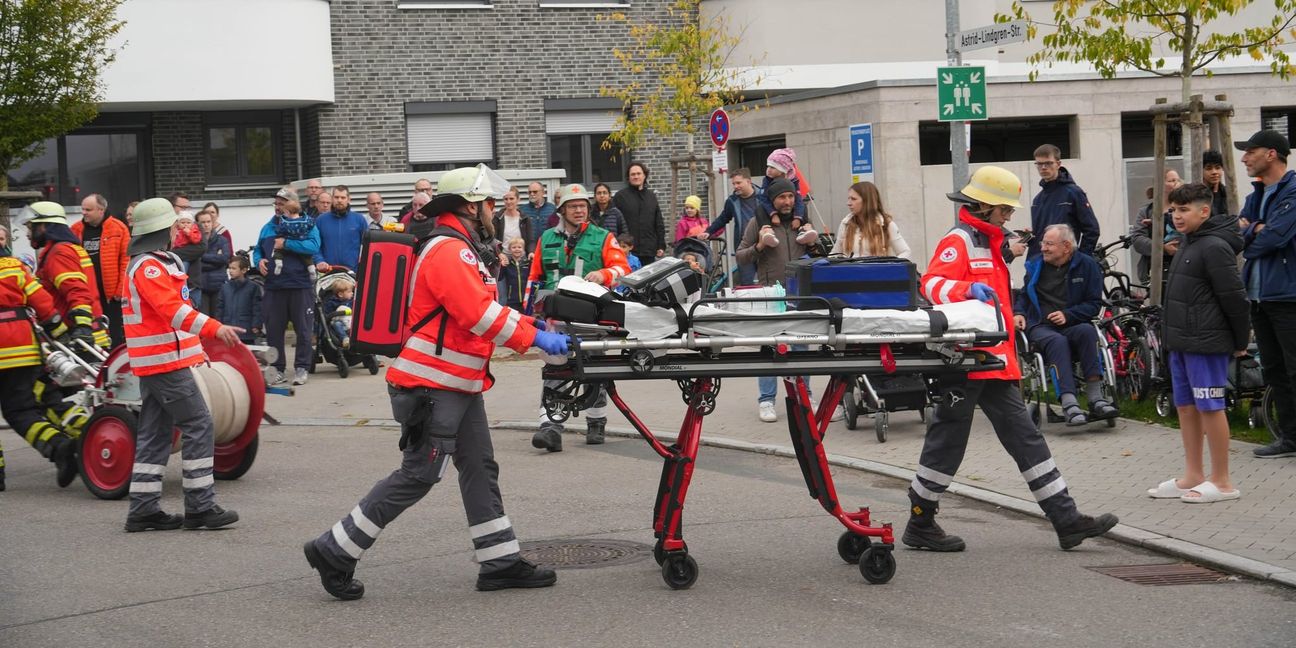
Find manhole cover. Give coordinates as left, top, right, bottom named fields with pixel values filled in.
left=518, top=539, right=653, bottom=569
left=1088, top=563, right=1233, bottom=586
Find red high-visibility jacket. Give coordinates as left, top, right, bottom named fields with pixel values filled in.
left=0, top=257, right=59, bottom=369
left=920, top=206, right=1020, bottom=381
left=37, top=241, right=109, bottom=348
left=387, top=214, right=538, bottom=393
left=123, top=252, right=221, bottom=376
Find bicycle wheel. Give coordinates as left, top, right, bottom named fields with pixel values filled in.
left=1262, top=386, right=1282, bottom=442
left=1123, top=339, right=1154, bottom=402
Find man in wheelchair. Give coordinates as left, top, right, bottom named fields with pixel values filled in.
left=1014, top=224, right=1118, bottom=425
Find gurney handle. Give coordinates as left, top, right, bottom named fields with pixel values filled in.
left=571, top=330, right=998, bottom=353
left=689, top=295, right=842, bottom=332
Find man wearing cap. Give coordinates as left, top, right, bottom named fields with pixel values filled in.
left=303, top=165, right=570, bottom=600
left=528, top=183, right=631, bottom=451
left=120, top=197, right=245, bottom=532
left=23, top=202, right=110, bottom=353
left=905, top=166, right=1118, bottom=553
left=1238, top=130, right=1296, bottom=458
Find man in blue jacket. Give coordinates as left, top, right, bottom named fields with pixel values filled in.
left=1239, top=130, right=1296, bottom=458
left=1014, top=223, right=1114, bottom=426
left=700, top=168, right=761, bottom=285
left=1028, top=144, right=1101, bottom=259
left=316, top=185, right=369, bottom=270
left=252, top=200, right=322, bottom=386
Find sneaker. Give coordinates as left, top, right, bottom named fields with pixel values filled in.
left=341, top=336, right=351, bottom=349
left=1253, top=440, right=1296, bottom=458
left=1055, top=513, right=1118, bottom=550
left=303, top=540, right=365, bottom=600
left=268, top=369, right=287, bottom=385
left=585, top=418, right=606, bottom=445
left=53, top=439, right=78, bottom=488
left=293, top=368, right=309, bottom=386
left=124, top=510, right=183, bottom=533
left=531, top=425, right=563, bottom=453
left=758, top=401, right=778, bottom=422
left=183, top=505, right=239, bottom=530
left=476, top=557, right=557, bottom=591
left=902, top=514, right=966, bottom=552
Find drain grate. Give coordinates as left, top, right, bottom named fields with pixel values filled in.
left=1088, top=563, right=1233, bottom=586
left=518, top=539, right=653, bottom=569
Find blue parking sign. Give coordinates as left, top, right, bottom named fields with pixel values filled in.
left=850, top=123, right=873, bottom=176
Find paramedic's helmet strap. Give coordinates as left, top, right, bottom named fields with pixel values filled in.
left=469, top=164, right=510, bottom=201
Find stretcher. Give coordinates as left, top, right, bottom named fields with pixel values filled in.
left=538, top=278, right=1008, bottom=589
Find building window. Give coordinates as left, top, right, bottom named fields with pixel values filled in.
left=397, top=1, right=492, bottom=8
left=6, top=116, right=149, bottom=209
left=540, top=1, right=630, bottom=7
left=734, top=137, right=785, bottom=175
left=1262, top=107, right=1296, bottom=146
left=546, top=103, right=624, bottom=186
left=406, top=103, right=496, bottom=172
left=1121, top=112, right=1183, bottom=159
left=205, top=112, right=282, bottom=185
left=918, top=117, right=1074, bottom=165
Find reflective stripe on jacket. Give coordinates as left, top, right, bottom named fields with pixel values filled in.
left=0, top=257, right=59, bottom=369
left=123, top=252, right=221, bottom=376
left=386, top=214, right=539, bottom=393
left=528, top=222, right=630, bottom=290
left=37, top=240, right=109, bottom=347
left=920, top=207, right=1020, bottom=380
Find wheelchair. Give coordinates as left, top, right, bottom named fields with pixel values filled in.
left=1017, top=326, right=1119, bottom=430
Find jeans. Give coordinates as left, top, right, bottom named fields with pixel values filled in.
left=1026, top=323, right=1100, bottom=397
left=263, top=287, right=315, bottom=372
left=758, top=345, right=811, bottom=403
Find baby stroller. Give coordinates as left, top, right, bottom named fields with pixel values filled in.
left=842, top=374, right=934, bottom=443
left=310, top=267, right=379, bottom=378
left=671, top=237, right=729, bottom=296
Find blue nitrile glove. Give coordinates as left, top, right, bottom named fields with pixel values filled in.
left=966, top=282, right=997, bottom=304
left=532, top=330, right=570, bottom=356
left=532, top=317, right=548, bottom=331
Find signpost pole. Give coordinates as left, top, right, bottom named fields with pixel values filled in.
left=946, top=0, right=967, bottom=225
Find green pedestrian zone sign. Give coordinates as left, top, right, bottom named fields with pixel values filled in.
left=937, top=66, right=987, bottom=122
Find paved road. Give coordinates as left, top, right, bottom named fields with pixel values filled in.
left=3, top=413, right=1294, bottom=647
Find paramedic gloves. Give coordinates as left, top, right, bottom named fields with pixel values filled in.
left=966, top=283, right=997, bottom=304
left=69, top=325, right=96, bottom=350
left=532, top=317, right=548, bottom=331
left=532, top=330, right=571, bottom=356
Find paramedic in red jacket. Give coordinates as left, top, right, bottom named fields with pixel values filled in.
left=904, top=166, right=1118, bottom=554
left=304, top=165, right=572, bottom=601
left=121, top=198, right=245, bottom=533
left=23, top=202, right=110, bottom=351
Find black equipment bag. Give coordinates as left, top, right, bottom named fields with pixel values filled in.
left=784, top=256, right=919, bottom=310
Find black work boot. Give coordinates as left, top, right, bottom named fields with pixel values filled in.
left=53, top=439, right=78, bottom=488
left=585, top=418, right=606, bottom=445
left=476, top=557, right=558, bottom=591
left=124, top=510, right=184, bottom=532
left=531, top=424, right=563, bottom=453
left=183, top=505, right=240, bottom=530
left=303, top=540, right=365, bottom=600
left=1055, top=513, right=1119, bottom=550
left=902, top=504, right=966, bottom=552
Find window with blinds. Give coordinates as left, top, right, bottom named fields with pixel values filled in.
left=406, top=112, right=494, bottom=166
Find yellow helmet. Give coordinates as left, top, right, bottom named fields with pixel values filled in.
left=26, top=201, right=68, bottom=225
left=951, top=166, right=1023, bottom=208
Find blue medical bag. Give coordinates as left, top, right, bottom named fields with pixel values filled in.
left=784, top=256, right=919, bottom=310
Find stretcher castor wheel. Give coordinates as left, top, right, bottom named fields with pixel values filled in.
left=874, top=410, right=889, bottom=443
left=858, top=547, right=896, bottom=584
left=78, top=405, right=137, bottom=500
left=661, top=553, right=699, bottom=590
left=654, top=539, right=688, bottom=565
left=837, top=531, right=872, bottom=564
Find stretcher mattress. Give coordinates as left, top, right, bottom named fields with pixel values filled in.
left=553, top=277, right=1000, bottom=340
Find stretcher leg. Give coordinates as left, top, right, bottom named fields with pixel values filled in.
left=782, top=375, right=897, bottom=584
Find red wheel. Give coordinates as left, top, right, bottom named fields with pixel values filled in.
left=214, top=434, right=258, bottom=480
left=78, top=405, right=138, bottom=500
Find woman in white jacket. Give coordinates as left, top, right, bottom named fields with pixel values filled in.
left=830, top=181, right=911, bottom=259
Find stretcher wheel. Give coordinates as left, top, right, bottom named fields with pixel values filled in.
left=214, top=434, right=258, bottom=480
left=836, top=531, right=872, bottom=564
left=844, top=392, right=859, bottom=430
left=337, top=356, right=350, bottom=378
left=858, top=547, right=896, bottom=585
left=653, top=539, right=687, bottom=565
left=661, top=553, right=699, bottom=590
left=78, top=405, right=137, bottom=500
left=874, top=410, right=889, bottom=443
left=364, top=356, right=380, bottom=375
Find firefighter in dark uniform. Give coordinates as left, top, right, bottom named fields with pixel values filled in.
left=906, top=166, right=1119, bottom=552
left=303, top=165, right=572, bottom=600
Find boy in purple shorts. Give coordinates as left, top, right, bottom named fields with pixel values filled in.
left=1149, top=183, right=1250, bottom=503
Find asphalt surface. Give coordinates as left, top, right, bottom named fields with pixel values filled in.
left=3, top=421, right=1294, bottom=648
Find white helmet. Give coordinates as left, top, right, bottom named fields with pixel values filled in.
left=555, top=183, right=592, bottom=209
left=421, top=164, right=510, bottom=217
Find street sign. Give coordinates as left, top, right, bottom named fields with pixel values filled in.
left=849, top=123, right=873, bottom=182
left=937, top=66, right=987, bottom=122
left=709, top=108, right=730, bottom=148
left=711, top=146, right=728, bottom=174
left=957, top=20, right=1027, bottom=52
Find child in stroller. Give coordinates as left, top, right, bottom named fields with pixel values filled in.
left=311, top=268, right=378, bottom=378
left=671, top=236, right=729, bottom=295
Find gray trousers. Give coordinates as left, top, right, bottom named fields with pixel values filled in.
left=129, top=369, right=216, bottom=516
left=314, top=386, right=521, bottom=574
left=907, top=379, right=1079, bottom=526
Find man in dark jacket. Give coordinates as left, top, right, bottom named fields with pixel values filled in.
left=1161, top=183, right=1249, bottom=500
left=1013, top=224, right=1112, bottom=426
left=1239, top=129, right=1296, bottom=458
left=613, top=162, right=665, bottom=266
left=1028, top=144, right=1101, bottom=259
left=701, top=168, right=761, bottom=284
